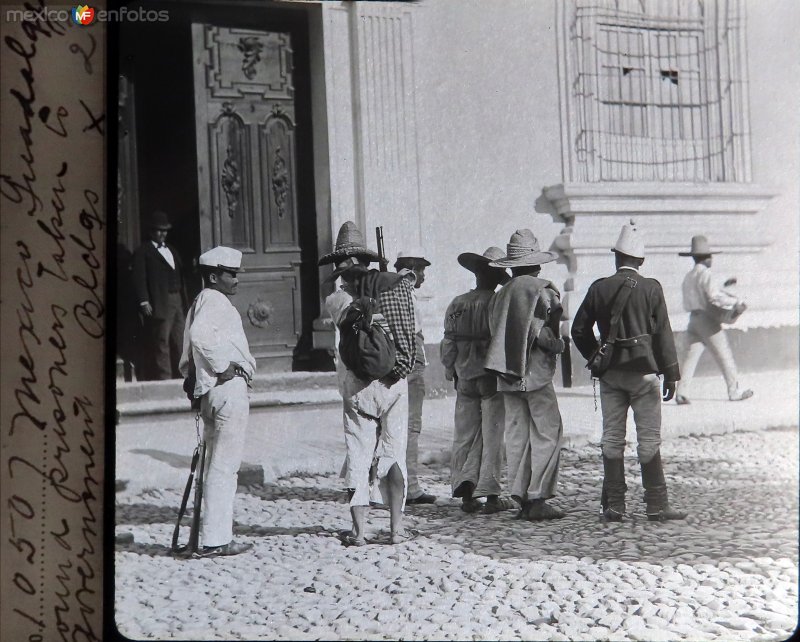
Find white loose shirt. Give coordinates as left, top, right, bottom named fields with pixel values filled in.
left=179, top=289, right=256, bottom=397
left=681, top=263, right=738, bottom=313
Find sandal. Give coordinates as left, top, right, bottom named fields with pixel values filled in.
left=460, top=498, right=483, bottom=513
left=482, top=497, right=517, bottom=515
left=390, top=528, right=419, bottom=544
left=338, top=531, right=367, bottom=547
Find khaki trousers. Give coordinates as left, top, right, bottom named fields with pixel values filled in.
left=200, top=377, right=249, bottom=547
left=599, top=369, right=661, bottom=463
left=450, top=374, right=505, bottom=498
left=503, top=382, right=562, bottom=503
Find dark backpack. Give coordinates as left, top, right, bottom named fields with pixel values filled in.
left=338, top=296, right=396, bottom=382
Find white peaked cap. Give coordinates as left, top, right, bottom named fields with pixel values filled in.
left=199, top=246, right=243, bottom=271
left=611, top=219, right=645, bottom=259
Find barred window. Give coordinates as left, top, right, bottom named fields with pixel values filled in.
left=567, top=0, right=751, bottom=183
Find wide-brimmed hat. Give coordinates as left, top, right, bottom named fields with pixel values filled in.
left=611, top=220, right=645, bottom=259
left=457, top=246, right=510, bottom=283
left=322, top=256, right=369, bottom=284
left=148, top=210, right=172, bottom=230
left=488, top=229, right=558, bottom=268
left=394, top=247, right=431, bottom=268
left=199, top=246, right=244, bottom=272
left=679, top=235, right=721, bottom=257
left=319, top=221, right=383, bottom=266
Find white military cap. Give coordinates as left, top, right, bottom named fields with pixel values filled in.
left=395, top=247, right=431, bottom=266
left=198, top=246, right=243, bottom=271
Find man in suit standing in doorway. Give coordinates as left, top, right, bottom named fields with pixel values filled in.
left=131, top=210, right=188, bottom=380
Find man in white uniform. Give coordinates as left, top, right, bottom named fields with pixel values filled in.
left=179, top=246, right=256, bottom=557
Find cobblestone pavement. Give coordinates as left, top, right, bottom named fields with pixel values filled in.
left=115, top=427, right=799, bottom=641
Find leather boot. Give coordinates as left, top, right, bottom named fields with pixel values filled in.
left=601, top=455, right=627, bottom=522
left=640, top=451, right=687, bottom=521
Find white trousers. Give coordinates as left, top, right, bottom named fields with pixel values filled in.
left=342, top=377, right=408, bottom=507
left=677, top=311, right=740, bottom=399
left=199, top=377, right=249, bottom=547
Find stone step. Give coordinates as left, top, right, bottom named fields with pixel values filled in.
left=117, top=370, right=337, bottom=404
left=117, top=371, right=340, bottom=417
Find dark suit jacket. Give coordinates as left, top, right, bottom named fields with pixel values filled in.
left=571, top=268, right=680, bottom=382
left=131, top=242, right=187, bottom=320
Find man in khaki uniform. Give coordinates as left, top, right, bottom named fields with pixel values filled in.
left=571, top=222, right=687, bottom=523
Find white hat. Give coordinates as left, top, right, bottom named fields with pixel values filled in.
left=199, top=246, right=243, bottom=271
left=395, top=247, right=431, bottom=267
left=611, top=220, right=645, bottom=259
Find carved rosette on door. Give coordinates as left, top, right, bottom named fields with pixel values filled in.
left=193, top=24, right=302, bottom=369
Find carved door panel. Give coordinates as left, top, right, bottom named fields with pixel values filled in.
left=192, top=24, right=301, bottom=369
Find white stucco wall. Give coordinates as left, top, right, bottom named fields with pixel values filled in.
left=411, top=0, right=566, bottom=342
left=405, top=0, right=799, bottom=343
left=746, top=0, right=800, bottom=323
left=316, top=0, right=798, bottom=348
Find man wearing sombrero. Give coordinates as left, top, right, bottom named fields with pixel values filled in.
left=484, top=230, right=567, bottom=521
left=440, top=247, right=512, bottom=514
left=571, top=221, right=686, bottom=522
left=319, top=221, right=417, bottom=545
left=675, top=235, right=752, bottom=405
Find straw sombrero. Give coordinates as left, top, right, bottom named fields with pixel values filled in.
left=318, top=221, right=383, bottom=266
left=488, top=229, right=558, bottom=268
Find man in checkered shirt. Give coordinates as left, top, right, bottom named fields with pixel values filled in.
left=319, top=221, right=417, bottom=546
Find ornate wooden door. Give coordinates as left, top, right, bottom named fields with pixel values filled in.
left=192, top=24, right=301, bottom=370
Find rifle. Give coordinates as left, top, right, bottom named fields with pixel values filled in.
left=171, top=435, right=206, bottom=556
left=376, top=226, right=387, bottom=272
left=187, top=440, right=206, bottom=554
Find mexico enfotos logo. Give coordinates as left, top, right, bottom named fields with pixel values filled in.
left=5, top=4, right=170, bottom=25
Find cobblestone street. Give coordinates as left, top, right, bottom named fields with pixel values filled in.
left=115, top=427, right=798, bottom=641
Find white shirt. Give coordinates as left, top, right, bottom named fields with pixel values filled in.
left=682, top=263, right=739, bottom=312
left=153, top=240, right=176, bottom=269
left=179, top=289, right=256, bottom=397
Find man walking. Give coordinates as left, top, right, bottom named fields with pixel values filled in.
left=394, top=249, right=436, bottom=505
left=441, top=247, right=510, bottom=514
left=321, top=222, right=417, bottom=545
left=485, top=230, right=566, bottom=521
left=179, top=246, right=256, bottom=557
left=571, top=222, right=687, bottom=522
left=131, top=210, right=187, bottom=380
left=675, top=235, right=753, bottom=405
